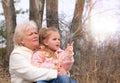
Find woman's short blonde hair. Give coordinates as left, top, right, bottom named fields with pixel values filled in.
left=13, top=20, right=38, bottom=46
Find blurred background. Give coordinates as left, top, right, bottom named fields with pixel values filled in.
left=0, top=0, right=120, bottom=83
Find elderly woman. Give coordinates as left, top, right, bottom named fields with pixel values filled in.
left=9, top=20, right=75, bottom=83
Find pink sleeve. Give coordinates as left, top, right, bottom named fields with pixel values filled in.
left=62, top=51, right=74, bottom=62
left=58, top=50, right=74, bottom=71
left=31, top=51, right=44, bottom=66
left=31, top=51, right=56, bottom=69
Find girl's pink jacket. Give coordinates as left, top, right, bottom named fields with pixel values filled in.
left=31, top=48, right=74, bottom=71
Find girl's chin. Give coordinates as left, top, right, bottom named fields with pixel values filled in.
left=56, top=47, right=60, bottom=50
left=54, top=48, right=59, bottom=51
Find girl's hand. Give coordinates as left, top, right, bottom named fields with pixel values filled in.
left=61, top=59, right=74, bottom=71
left=65, top=42, right=74, bottom=54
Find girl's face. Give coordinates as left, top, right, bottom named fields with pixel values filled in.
left=44, top=31, right=60, bottom=51
left=21, top=28, right=39, bottom=51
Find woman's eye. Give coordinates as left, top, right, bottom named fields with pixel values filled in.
left=28, top=33, right=33, bottom=36
left=28, top=32, right=38, bottom=36
left=34, top=32, right=38, bottom=34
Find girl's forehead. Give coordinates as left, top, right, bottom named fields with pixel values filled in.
left=49, top=31, right=59, bottom=34
left=49, top=31, right=59, bottom=35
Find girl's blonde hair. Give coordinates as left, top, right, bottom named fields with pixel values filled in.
left=39, top=27, right=59, bottom=44
left=38, top=27, right=59, bottom=58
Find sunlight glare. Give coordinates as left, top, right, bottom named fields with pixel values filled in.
left=90, top=14, right=118, bottom=42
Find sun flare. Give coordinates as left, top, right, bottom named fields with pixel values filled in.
left=90, top=14, right=118, bottom=42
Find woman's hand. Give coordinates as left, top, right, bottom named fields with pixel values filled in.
left=57, top=66, right=67, bottom=76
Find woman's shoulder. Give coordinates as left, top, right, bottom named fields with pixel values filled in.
left=14, top=46, right=33, bottom=52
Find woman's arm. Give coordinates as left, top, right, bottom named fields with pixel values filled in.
left=9, top=51, right=57, bottom=82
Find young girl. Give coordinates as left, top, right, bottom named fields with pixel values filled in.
left=31, top=27, right=77, bottom=83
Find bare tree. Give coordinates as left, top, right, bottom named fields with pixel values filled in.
left=70, top=0, right=85, bottom=55
left=2, top=0, right=16, bottom=65
left=29, top=0, right=45, bottom=30
left=69, top=1, right=99, bottom=83
left=46, top=0, right=59, bottom=29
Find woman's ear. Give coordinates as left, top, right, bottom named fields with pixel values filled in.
left=20, top=39, right=24, bottom=45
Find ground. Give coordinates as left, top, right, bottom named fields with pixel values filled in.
left=0, top=66, right=10, bottom=83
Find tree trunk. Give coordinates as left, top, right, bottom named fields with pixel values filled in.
left=70, top=0, right=85, bottom=52
left=71, top=0, right=85, bottom=33
left=29, top=0, right=45, bottom=30
left=70, top=1, right=98, bottom=83
left=2, top=0, right=16, bottom=66
left=46, top=0, right=59, bottom=29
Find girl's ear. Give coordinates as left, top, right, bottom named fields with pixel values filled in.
left=43, top=39, right=48, bottom=45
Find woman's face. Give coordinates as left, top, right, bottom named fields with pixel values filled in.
left=44, top=31, right=60, bottom=51
left=21, top=28, right=39, bottom=51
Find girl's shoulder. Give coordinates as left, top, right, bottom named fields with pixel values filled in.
left=35, top=50, right=47, bottom=55
left=56, top=48, right=64, bottom=52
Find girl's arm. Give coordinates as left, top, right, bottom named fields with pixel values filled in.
left=61, top=42, right=75, bottom=71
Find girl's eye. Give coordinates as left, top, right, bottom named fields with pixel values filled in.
left=53, top=38, right=56, bottom=40
left=53, top=38, right=60, bottom=41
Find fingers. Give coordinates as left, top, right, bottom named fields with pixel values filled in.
left=71, top=41, right=74, bottom=46
left=67, top=41, right=74, bottom=46
left=66, top=41, right=74, bottom=53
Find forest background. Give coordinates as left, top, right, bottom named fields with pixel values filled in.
left=0, top=0, right=120, bottom=83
